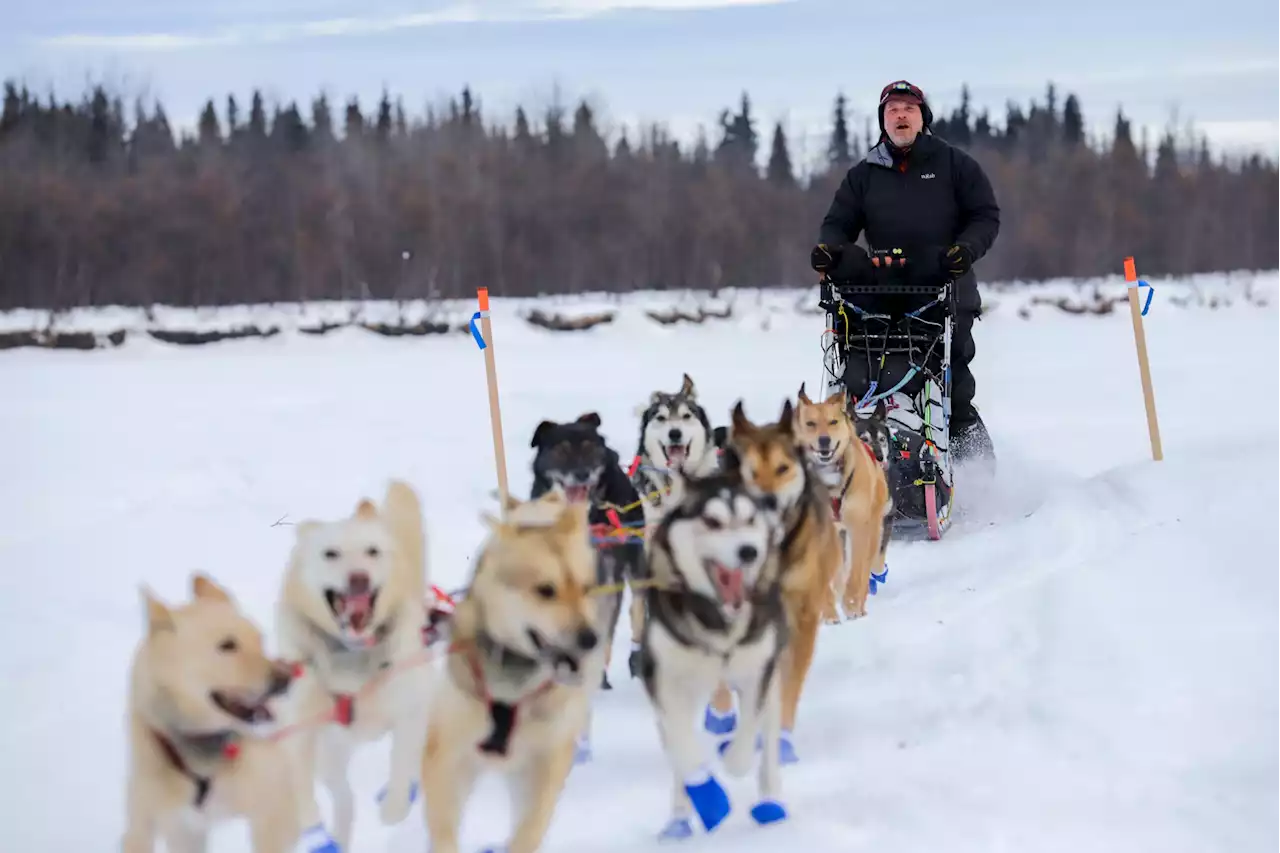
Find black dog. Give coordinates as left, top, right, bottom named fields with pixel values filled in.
left=530, top=412, right=647, bottom=690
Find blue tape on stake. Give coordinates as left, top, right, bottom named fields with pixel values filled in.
left=1137, top=280, right=1154, bottom=315
left=469, top=311, right=487, bottom=349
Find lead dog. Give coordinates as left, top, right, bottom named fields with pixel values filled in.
left=274, top=480, right=435, bottom=853
left=420, top=491, right=605, bottom=853
left=629, top=373, right=728, bottom=677
left=122, top=573, right=300, bottom=853
left=636, top=450, right=790, bottom=839
left=795, top=383, right=893, bottom=619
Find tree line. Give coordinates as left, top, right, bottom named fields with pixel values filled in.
left=0, top=80, right=1275, bottom=310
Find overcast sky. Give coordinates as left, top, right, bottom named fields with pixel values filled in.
left=5, top=0, right=1278, bottom=171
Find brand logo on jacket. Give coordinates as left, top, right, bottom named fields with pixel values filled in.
left=920, top=173, right=936, bottom=179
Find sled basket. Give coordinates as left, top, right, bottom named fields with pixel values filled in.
left=818, top=262, right=956, bottom=540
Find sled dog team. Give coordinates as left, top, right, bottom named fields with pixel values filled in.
left=122, top=375, right=895, bottom=853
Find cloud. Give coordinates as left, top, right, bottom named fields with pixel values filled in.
left=35, top=0, right=795, bottom=50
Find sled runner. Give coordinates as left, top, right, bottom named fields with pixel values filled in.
left=818, top=249, right=955, bottom=540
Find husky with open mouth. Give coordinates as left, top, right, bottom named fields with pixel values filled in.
left=420, top=490, right=605, bottom=853
left=122, top=572, right=300, bottom=853
left=631, top=374, right=725, bottom=515
left=273, top=480, right=436, bottom=853
left=530, top=412, right=646, bottom=693
left=629, top=374, right=728, bottom=676
left=635, top=451, right=791, bottom=840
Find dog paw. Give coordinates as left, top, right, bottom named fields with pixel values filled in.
left=376, top=779, right=417, bottom=825
left=683, top=772, right=731, bottom=832
left=749, top=799, right=789, bottom=825
left=657, top=817, right=695, bottom=841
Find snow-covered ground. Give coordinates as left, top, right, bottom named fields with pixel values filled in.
left=2, top=272, right=1277, bottom=853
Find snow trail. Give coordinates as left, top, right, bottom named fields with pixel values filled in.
left=0, top=282, right=1275, bottom=852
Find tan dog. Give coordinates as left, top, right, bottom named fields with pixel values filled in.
left=122, top=573, right=301, bottom=853
left=274, top=480, right=435, bottom=853
left=705, top=398, right=844, bottom=765
left=421, top=490, right=604, bottom=853
left=795, top=383, right=893, bottom=620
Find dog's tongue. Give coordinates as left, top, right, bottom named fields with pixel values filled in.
left=714, top=565, right=745, bottom=608
left=346, top=592, right=373, bottom=632
left=564, top=484, right=590, bottom=503
left=666, top=445, right=687, bottom=465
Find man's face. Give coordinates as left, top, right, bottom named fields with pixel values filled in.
left=884, top=96, right=923, bottom=146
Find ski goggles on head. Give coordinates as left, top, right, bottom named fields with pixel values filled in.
left=879, top=80, right=924, bottom=105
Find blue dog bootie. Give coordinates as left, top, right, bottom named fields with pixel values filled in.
left=682, top=766, right=731, bottom=832
left=869, top=562, right=888, bottom=595
left=703, top=703, right=737, bottom=736
left=300, top=823, right=341, bottom=853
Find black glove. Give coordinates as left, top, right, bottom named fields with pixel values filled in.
left=810, top=243, right=840, bottom=273
left=825, top=243, right=875, bottom=284
left=941, top=242, right=974, bottom=277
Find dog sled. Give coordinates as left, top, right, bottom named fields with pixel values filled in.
left=818, top=249, right=955, bottom=541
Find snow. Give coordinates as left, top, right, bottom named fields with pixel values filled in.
left=1, top=273, right=1277, bottom=853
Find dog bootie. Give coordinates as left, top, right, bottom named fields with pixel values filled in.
left=574, top=732, right=592, bottom=765
left=628, top=647, right=643, bottom=678
left=750, top=799, right=789, bottom=825
left=375, top=779, right=419, bottom=807
left=683, top=769, right=731, bottom=831
left=477, top=846, right=509, bottom=853
left=657, top=817, right=694, bottom=841
left=301, top=823, right=341, bottom=853
left=778, top=730, right=798, bottom=765
left=703, top=704, right=737, bottom=736
left=869, top=564, right=888, bottom=595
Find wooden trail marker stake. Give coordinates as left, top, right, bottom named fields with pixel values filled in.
left=1123, top=256, right=1163, bottom=462
left=473, top=287, right=511, bottom=513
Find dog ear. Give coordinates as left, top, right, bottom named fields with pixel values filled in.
left=797, top=381, right=812, bottom=406
left=191, top=573, right=233, bottom=604
left=530, top=419, right=559, bottom=448
left=730, top=400, right=754, bottom=437
left=874, top=399, right=887, bottom=419
left=680, top=373, right=696, bottom=398
left=141, top=586, right=175, bottom=635
left=778, top=398, right=796, bottom=435
left=576, top=411, right=602, bottom=430
left=353, top=499, right=378, bottom=520
left=824, top=387, right=847, bottom=410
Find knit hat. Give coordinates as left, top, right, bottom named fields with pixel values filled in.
left=878, top=80, right=933, bottom=135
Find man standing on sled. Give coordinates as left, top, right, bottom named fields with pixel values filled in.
left=811, top=79, right=999, bottom=463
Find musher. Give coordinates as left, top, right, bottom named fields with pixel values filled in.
left=810, top=79, right=1000, bottom=462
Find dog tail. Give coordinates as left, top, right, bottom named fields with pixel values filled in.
left=384, top=479, right=428, bottom=597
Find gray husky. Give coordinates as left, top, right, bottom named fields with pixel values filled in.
left=634, top=449, right=791, bottom=841
left=628, top=373, right=727, bottom=677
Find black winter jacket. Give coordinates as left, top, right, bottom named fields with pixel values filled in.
left=818, top=132, right=1000, bottom=313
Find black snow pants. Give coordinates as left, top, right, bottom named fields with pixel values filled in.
left=950, top=310, right=978, bottom=428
